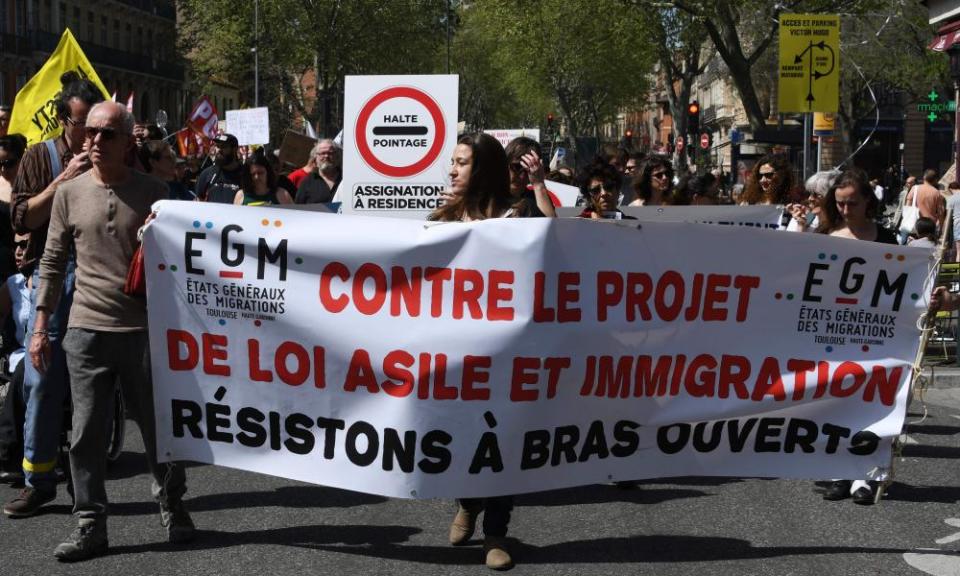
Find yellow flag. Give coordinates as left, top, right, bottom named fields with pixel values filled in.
left=7, top=29, right=110, bottom=146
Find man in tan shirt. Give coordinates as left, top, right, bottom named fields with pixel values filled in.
left=905, top=169, right=946, bottom=233
left=32, top=101, right=194, bottom=562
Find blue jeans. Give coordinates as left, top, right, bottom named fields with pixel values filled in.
left=22, top=259, right=75, bottom=492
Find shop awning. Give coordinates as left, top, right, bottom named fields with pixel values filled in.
left=929, top=20, right=960, bottom=52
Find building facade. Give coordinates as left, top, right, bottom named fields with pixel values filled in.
left=0, top=0, right=186, bottom=127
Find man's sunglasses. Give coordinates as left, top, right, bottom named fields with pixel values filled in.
left=84, top=126, right=119, bottom=141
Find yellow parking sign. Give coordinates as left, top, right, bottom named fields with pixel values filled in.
left=778, top=14, right=839, bottom=113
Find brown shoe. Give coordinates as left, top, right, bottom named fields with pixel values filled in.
left=3, top=487, right=56, bottom=518
left=483, top=536, right=514, bottom=570
left=448, top=505, right=478, bottom=545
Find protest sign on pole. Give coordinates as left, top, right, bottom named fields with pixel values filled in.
left=146, top=202, right=929, bottom=499
left=341, top=75, right=459, bottom=219
left=277, top=130, right=317, bottom=171
left=226, top=107, right=271, bottom=146
left=7, top=29, right=110, bottom=145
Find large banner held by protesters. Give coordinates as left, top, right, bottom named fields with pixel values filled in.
left=556, top=205, right=786, bottom=229
left=146, top=202, right=931, bottom=499
left=8, top=29, right=110, bottom=146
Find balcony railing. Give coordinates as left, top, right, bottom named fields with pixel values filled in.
left=0, top=32, right=33, bottom=57
left=31, top=31, right=183, bottom=80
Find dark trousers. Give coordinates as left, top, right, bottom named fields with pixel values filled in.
left=0, top=361, right=26, bottom=466
left=458, top=496, right=513, bottom=538
left=64, top=328, right=186, bottom=527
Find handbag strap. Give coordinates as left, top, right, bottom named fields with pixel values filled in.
left=44, top=139, right=62, bottom=180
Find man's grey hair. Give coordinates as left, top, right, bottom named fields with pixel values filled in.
left=88, top=101, right=135, bottom=135
left=310, top=138, right=340, bottom=157
left=805, top=170, right=840, bottom=197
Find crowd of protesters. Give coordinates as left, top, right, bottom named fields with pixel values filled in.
left=0, top=71, right=952, bottom=570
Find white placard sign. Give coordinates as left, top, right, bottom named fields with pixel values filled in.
left=483, top=128, right=541, bottom=149
left=341, top=75, right=459, bottom=220
left=147, top=201, right=929, bottom=499
left=225, top=107, right=270, bottom=146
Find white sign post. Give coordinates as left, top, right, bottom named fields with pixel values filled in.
left=342, top=75, right=459, bottom=219
left=225, top=107, right=270, bottom=146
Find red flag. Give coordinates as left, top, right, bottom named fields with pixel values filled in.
left=175, top=129, right=197, bottom=158
left=187, top=96, right=219, bottom=139
left=125, top=91, right=134, bottom=114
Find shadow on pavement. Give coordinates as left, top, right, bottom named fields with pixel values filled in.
left=293, top=535, right=912, bottom=566
left=904, top=423, right=960, bottom=436
left=107, top=523, right=421, bottom=556
left=517, top=484, right=709, bottom=507
left=878, top=482, right=960, bottom=504
left=901, top=444, right=960, bottom=459
left=109, top=485, right=387, bottom=517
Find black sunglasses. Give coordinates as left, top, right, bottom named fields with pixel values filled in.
left=0, top=158, right=17, bottom=169
left=84, top=126, right=118, bottom=141
left=14, top=240, right=27, bottom=249
left=589, top=183, right=617, bottom=195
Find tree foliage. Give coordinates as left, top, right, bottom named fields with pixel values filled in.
left=460, top=0, right=656, bottom=161
left=632, top=0, right=889, bottom=132
left=835, top=1, right=948, bottom=160
left=177, top=0, right=448, bottom=139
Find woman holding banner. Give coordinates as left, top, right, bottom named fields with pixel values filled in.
left=233, top=153, right=293, bottom=207
left=815, top=168, right=896, bottom=505
left=430, top=132, right=540, bottom=570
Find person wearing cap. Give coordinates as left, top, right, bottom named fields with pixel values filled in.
left=195, top=133, right=243, bottom=203
left=786, top=170, right=839, bottom=233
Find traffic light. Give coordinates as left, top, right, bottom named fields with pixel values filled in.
left=623, top=129, right=633, bottom=146
left=547, top=113, right=554, bottom=129
left=687, top=101, right=700, bottom=136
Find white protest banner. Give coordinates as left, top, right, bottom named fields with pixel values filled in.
left=226, top=107, right=270, bottom=146
left=146, top=201, right=930, bottom=499
left=483, top=129, right=541, bottom=149
left=557, top=204, right=786, bottom=229
left=341, top=75, right=458, bottom=220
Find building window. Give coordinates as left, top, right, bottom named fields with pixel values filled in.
left=58, top=2, right=65, bottom=33
left=100, top=16, right=107, bottom=45
left=125, top=23, right=131, bottom=52
left=113, top=19, right=119, bottom=48
left=72, top=6, right=80, bottom=34
left=44, top=0, right=52, bottom=32
left=87, top=11, right=94, bottom=42
left=135, top=26, right=142, bottom=55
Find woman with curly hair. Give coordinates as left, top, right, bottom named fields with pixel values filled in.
left=741, top=153, right=797, bottom=205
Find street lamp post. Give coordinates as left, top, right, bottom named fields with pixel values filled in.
left=949, top=44, right=960, bottom=180
left=254, top=0, right=259, bottom=108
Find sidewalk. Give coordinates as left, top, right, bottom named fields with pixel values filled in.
left=919, top=364, right=960, bottom=388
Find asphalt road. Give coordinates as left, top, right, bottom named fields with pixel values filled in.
left=2, top=388, right=960, bottom=576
